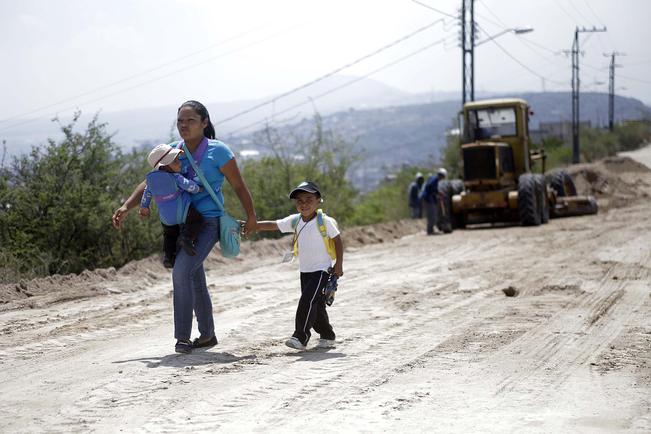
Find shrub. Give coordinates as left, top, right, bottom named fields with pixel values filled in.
left=0, top=114, right=160, bottom=280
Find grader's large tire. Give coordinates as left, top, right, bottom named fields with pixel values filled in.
left=534, top=174, right=550, bottom=224
left=518, top=174, right=541, bottom=226
left=548, top=170, right=577, bottom=197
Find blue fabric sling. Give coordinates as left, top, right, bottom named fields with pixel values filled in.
left=145, top=171, right=189, bottom=226
left=181, top=142, right=241, bottom=258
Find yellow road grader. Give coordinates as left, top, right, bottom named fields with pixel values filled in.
left=438, top=98, right=598, bottom=232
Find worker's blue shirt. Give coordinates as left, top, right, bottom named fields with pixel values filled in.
left=408, top=182, right=421, bottom=207
left=419, top=176, right=439, bottom=203
left=177, top=138, right=234, bottom=217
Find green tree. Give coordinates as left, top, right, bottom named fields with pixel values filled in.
left=0, top=113, right=159, bottom=281
left=348, top=166, right=430, bottom=226
left=441, top=130, right=461, bottom=179
left=223, top=114, right=358, bottom=231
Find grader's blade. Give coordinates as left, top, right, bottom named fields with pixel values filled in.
left=551, top=195, right=598, bottom=218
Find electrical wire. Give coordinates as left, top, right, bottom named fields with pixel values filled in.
left=213, top=19, right=444, bottom=126
left=225, top=37, right=449, bottom=136
left=617, top=74, right=651, bottom=85
left=410, top=0, right=458, bottom=20
left=568, top=1, right=593, bottom=26
left=0, top=26, right=300, bottom=134
left=0, top=24, right=280, bottom=125
left=477, top=1, right=508, bottom=28
left=554, top=0, right=583, bottom=26
left=475, top=23, right=565, bottom=86
left=475, top=2, right=564, bottom=66
left=582, top=0, right=617, bottom=49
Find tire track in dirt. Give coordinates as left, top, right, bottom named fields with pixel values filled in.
left=491, top=243, right=651, bottom=397
left=256, top=212, right=651, bottom=428
left=3, top=154, right=651, bottom=432
left=112, top=239, right=493, bottom=432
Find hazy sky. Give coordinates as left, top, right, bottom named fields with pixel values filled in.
left=1, top=0, right=650, bottom=130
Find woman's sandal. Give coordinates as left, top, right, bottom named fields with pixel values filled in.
left=175, top=339, right=193, bottom=354
left=192, top=335, right=218, bottom=349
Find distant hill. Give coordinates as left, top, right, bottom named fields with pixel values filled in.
left=226, top=92, right=650, bottom=191
left=2, top=76, right=648, bottom=192
left=0, top=75, right=432, bottom=157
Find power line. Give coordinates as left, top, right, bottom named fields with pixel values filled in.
left=554, top=0, right=583, bottom=26
left=226, top=38, right=449, bottom=136
left=0, top=24, right=281, bottom=125
left=622, top=59, right=651, bottom=66
left=474, top=0, right=508, bottom=29
left=568, top=1, right=593, bottom=26
left=410, top=0, right=458, bottom=19
left=0, top=27, right=299, bottom=134
left=475, top=23, right=565, bottom=86
left=474, top=2, right=565, bottom=67
left=583, top=0, right=617, bottom=51
left=617, top=74, right=651, bottom=85
left=582, top=0, right=606, bottom=27
left=214, top=20, right=444, bottom=126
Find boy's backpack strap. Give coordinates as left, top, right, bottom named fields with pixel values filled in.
left=316, top=209, right=328, bottom=238
left=317, top=209, right=337, bottom=261
left=291, top=214, right=301, bottom=230
left=291, top=211, right=337, bottom=261
left=291, top=214, right=301, bottom=257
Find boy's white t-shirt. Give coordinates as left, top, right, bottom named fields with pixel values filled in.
left=276, top=213, right=340, bottom=273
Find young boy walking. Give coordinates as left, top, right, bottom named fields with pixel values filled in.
left=139, top=143, right=204, bottom=268
left=256, top=181, right=344, bottom=350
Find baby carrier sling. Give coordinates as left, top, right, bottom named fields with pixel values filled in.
left=146, top=171, right=191, bottom=226
left=291, top=209, right=337, bottom=260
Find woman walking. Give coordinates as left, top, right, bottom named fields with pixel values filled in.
left=112, top=100, right=257, bottom=353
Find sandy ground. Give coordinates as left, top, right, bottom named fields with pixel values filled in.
left=1, top=148, right=650, bottom=433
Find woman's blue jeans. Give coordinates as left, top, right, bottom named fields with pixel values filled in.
left=172, top=217, right=220, bottom=341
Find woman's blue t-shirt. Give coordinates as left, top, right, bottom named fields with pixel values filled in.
left=177, top=139, right=234, bottom=217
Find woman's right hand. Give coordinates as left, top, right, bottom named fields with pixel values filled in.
left=112, top=205, right=129, bottom=230
left=112, top=181, right=148, bottom=230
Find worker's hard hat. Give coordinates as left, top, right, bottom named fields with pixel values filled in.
left=437, top=168, right=448, bottom=177
left=415, top=172, right=424, bottom=180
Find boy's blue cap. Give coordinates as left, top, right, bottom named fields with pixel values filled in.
left=289, top=181, right=321, bottom=199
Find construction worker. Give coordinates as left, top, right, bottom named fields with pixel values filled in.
left=419, top=168, right=447, bottom=235
left=407, top=172, right=425, bottom=218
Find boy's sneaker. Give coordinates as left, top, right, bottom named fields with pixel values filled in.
left=315, top=339, right=336, bottom=349
left=285, top=337, right=306, bottom=350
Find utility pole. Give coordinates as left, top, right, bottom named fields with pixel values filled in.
left=604, top=51, right=623, bottom=132
left=571, top=26, right=607, bottom=164
left=461, top=0, right=475, bottom=106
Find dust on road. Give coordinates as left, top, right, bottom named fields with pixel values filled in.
left=0, top=151, right=650, bottom=433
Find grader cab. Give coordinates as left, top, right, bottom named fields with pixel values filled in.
left=439, top=98, right=597, bottom=231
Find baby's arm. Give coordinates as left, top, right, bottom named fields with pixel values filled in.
left=175, top=174, right=202, bottom=194
left=256, top=221, right=280, bottom=232
left=139, top=184, right=152, bottom=218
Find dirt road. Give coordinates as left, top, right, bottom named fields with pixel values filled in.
left=1, top=150, right=650, bottom=433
